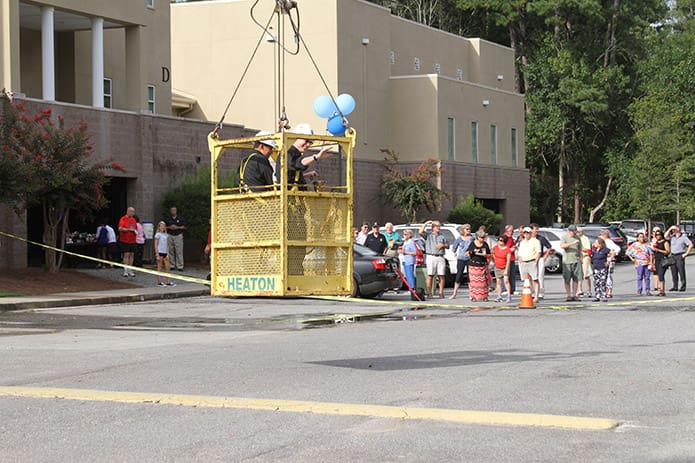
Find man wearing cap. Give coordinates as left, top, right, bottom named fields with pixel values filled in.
left=288, top=123, right=332, bottom=190
left=364, top=222, right=388, bottom=255
left=420, top=220, right=449, bottom=299
left=518, top=226, right=541, bottom=302
left=239, top=131, right=276, bottom=192
left=560, top=225, right=584, bottom=302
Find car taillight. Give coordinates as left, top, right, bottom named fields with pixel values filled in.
left=372, top=258, right=387, bottom=270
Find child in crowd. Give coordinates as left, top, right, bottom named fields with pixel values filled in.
left=591, top=238, right=611, bottom=302
left=154, top=221, right=175, bottom=287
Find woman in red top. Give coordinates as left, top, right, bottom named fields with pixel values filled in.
left=492, top=236, right=512, bottom=303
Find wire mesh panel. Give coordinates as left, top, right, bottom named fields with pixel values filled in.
left=209, top=130, right=355, bottom=297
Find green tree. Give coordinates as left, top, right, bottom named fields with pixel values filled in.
left=381, top=149, right=448, bottom=223
left=620, top=14, right=695, bottom=224
left=0, top=95, right=123, bottom=272
left=161, top=167, right=212, bottom=242
left=447, top=194, right=502, bottom=234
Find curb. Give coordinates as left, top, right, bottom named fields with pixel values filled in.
left=0, top=288, right=210, bottom=312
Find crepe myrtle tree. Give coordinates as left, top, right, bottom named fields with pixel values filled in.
left=0, top=94, right=124, bottom=272
left=381, top=148, right=448, bottom=223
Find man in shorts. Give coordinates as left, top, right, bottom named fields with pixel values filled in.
left=517, top=226, right=541, bottom=302
left=560, top=225, right=584, bottom=301
left=419, top=220, right=449, bottom=298
left=118, top=206, right=137, bottom=277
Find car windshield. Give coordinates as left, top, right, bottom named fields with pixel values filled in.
left=620, top=221, right=645, bottom=232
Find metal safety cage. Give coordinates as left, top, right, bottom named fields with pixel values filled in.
left=208, top=130, right=356, bottom=297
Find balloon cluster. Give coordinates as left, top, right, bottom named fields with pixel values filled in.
left=313, top=94, right=355, bottom=136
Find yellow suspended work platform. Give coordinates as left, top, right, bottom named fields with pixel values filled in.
left=208, top=130, right=356, bottom=297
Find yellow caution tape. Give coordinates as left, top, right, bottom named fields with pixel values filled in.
left=0, top=230, right=210, bottom=286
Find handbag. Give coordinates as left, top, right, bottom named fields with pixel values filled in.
left=662, top=254, right=676, bottom=268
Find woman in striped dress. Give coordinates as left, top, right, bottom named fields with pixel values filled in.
left=466, top=230, right=491, bottom=302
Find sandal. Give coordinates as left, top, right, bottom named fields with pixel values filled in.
left=658, top=292, right=666, bottom=297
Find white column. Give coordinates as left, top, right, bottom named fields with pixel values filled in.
left=41, top=6, right=55, bottom=100
left=91, top=17, right=104, bottom=108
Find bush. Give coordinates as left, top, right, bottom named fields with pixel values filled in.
left=160, top=167, right=213, bottom=241
left=447, top=195, right=502, bottom=235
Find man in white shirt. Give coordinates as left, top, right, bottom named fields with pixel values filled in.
left=517, top=226, right=542, bottom=302
left=355, top=222, right=369, bottom=245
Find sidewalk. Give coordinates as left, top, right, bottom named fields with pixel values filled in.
left=0, top=266, right=210, bottom=312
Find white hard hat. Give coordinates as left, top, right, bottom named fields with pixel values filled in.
left=292, top=123, right=314, bottom=136
left=255, top=130, right=276, bottom=149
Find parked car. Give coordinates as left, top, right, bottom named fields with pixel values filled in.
left=511, top=227, right=565, bottom=274
left=536, top=227, right=566, bottom=273
left=618, top=219, right=665, bottom=244
left=352, top=243, right=400, bottom=298
left=391, top=223, right=462, bottom=285
left=579, top=224, right=628, bottom=260
left=680, top=220, right=695, bottom=244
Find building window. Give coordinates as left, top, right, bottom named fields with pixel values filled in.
left=414, top=57, right=420, bottom=71
left=456, top=68, right=463, bottom=81
left=389, top=51, right=395, bottom=65
left=146, top=0, right=154, bottom=9
left=103, top=78, right=112, bottom=109
left=147, top=85, right=155, bottom=113
left=447, top=117, right=455, bottom=161
left=511, top=128, right=518, bottom=167
left=434, top=63, right=441, bottom=74
left=490, top=124, right=497, bottom=165
left=471, top=121, right=478, bottom=163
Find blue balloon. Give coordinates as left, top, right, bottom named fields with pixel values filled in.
left=336, top=94, right=356, bottom=116
left=313, top=95, right=337, bottom=118
left=327, top=114, right=347, bottom=136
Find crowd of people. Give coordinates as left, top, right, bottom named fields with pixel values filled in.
left=353, top=220, right=693, bottom=304
left=94, top=205, right=188, bottom=287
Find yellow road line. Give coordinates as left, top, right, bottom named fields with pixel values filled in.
left=0, top=386, right=618, bottom=431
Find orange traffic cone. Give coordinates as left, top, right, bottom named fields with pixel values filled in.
left=519, top=273, right=535, bottom=309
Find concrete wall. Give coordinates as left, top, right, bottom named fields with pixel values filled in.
left=5, top=0, right=171, bottom=113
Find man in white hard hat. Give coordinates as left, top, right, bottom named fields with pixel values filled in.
left=239, top=130, right=276, bottom=192
left=288, top=123, right=332, bottom=190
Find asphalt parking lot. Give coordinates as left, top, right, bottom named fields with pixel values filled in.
left=1, top=260, right=695, bottom=462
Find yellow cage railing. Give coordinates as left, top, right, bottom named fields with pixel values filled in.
left=208, top=130, right=355, bottom=297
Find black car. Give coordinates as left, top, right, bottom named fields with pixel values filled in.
left=579, top=225, right=628, bottom=260
left=352, top=243, right=400, bottom=298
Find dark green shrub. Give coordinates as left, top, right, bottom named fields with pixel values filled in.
left=161, top=167, right=212, bottom=241
left=447, top=195, right=502, bottom=235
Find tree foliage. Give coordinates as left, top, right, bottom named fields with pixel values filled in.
left=0, top=95, right=122, bottom=272
left=618, top=12, right=695, bottom=224
left=447, top=194, right=502, bottom=235
left=368, top=0, right=677, bottom=225
left=160, top=167, right=212, bottom=242
left=381, top=149, right=448, bottom=223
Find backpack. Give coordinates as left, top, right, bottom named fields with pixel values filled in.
left=96, top=226, right=109, bottom=245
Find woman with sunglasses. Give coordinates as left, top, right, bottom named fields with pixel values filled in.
left=651, top=230, right=670, bottom=296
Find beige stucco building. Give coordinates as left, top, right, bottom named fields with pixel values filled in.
left=1, top=0, right=171, bottom=113
left=171, top=0, right=529, bottom=224
left=0, top=0, right=528, bottom=269
left=0, top=0, right=243, bottom=269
